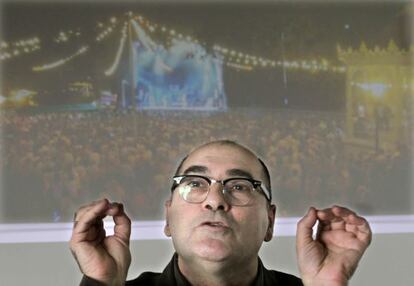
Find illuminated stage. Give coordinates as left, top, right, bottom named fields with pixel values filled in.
left=129, top=19, right=227, bottom=111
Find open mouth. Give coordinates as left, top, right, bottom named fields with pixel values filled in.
left=202, top=221, right=228, bottom=228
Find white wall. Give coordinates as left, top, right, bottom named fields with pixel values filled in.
left=0, top=233, right=413, bottom=286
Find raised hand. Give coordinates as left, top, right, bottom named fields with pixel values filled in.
left=70, top=198, right=132, bottom=285
left=296, top=206, right=372, bottom=286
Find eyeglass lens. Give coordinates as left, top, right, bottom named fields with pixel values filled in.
left=176, top=176, right=255, bottom=205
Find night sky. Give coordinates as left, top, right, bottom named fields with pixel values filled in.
left=1, top=1, right=412, bottom=107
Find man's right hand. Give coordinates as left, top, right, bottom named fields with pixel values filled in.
left=70, top=199, right=132, bottom=285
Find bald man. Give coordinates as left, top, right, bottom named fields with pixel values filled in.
left=71, top=140, right=371, bottom=286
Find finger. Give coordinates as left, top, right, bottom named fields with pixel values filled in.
left=296, top=207, right=318, bottom=248
left=72, top=199, right=111, bottom=241
left=330, top=207, right=369, bottom=232
left=317, top=206, right=356, bottom=231
left=73, top=198, right=109, bottom=222
left=112, top=203, right=132, bottom=245
left=331, top=205, right=357, bottom=219
left=316, top=206, right=348, bottom=221
left=319, top=206, right=372, bottom=246
left=348, top=215, right=372, bottom=244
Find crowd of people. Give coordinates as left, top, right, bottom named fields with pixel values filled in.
left=1, top=108, right=411, bottom=222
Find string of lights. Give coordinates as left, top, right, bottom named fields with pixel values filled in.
left=128, top=12, right=346, bottom=74
left=0, top=38, right=41, bottom=61
left=31, top=16, right=121, bottom=72
left=32, top=46, right=89, bottom=72
left=104, top=23, right=128, bottom=76
left=96, top=17, right=119, bottom=42
left=54, top=30, right=81, bottom=44
left=4, top=11, right=347, bottom=74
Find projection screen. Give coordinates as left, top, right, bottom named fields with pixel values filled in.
left=0, top=0, right=413, bottom=243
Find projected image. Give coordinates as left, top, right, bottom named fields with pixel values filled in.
left=116, top=18, right=227, bottom=110
left=135, top=40, right=226, bottom=110
left=0, top=1, right=413, bottom=225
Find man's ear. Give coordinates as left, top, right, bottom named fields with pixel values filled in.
left=264, top=204, right=276, bottom=242
left=164, top=199, right=172, bottom=237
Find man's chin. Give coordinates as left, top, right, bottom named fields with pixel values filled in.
left=193, top=239, right=233, bottom=262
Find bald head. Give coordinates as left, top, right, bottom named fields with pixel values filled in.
left=173, top=140, right=272, bottom=202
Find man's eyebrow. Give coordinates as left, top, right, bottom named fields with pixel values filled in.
left=182, top=166, right=254, bottom=179
left=182, top=165, right=208, bottom=174
left=226, top=169, right=254, bottom=179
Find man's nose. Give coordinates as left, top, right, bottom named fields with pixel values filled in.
left=202, top=182, right=230, bottom=211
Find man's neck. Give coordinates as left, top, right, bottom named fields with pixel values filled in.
left=177, top=255, right=258, bottom=286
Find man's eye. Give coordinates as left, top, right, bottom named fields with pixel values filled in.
left=189, top=181, right=202, bottom=187
left=230, top=184, right=249, bottom=192
left=185, top=179, right=208, bottom=188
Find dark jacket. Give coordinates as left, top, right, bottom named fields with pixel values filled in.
left=81, top=253, right=303, bottom=286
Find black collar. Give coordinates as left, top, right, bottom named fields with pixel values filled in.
left=171, top=253, right=263, bottom=286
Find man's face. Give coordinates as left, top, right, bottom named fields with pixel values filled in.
left=164, top=144, right=276, bottom=264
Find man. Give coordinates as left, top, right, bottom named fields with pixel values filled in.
left=70, top=140, right=372, bottom=285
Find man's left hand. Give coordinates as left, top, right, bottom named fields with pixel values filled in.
left=296, top=206, right=372, bottom=286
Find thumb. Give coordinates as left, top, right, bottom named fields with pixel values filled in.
left=296, top=207, right=318, bottom=250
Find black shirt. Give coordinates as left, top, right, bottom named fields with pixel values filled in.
left=81, top=253, right=303, bottom=286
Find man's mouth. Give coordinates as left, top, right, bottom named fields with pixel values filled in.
left=201, top=221, right=229, bottom=228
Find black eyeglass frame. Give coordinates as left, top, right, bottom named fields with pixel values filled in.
left=171, top=174, right=272, bottom=203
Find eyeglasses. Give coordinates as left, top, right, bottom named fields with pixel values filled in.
left=171, top=175, right=271, bottom=206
